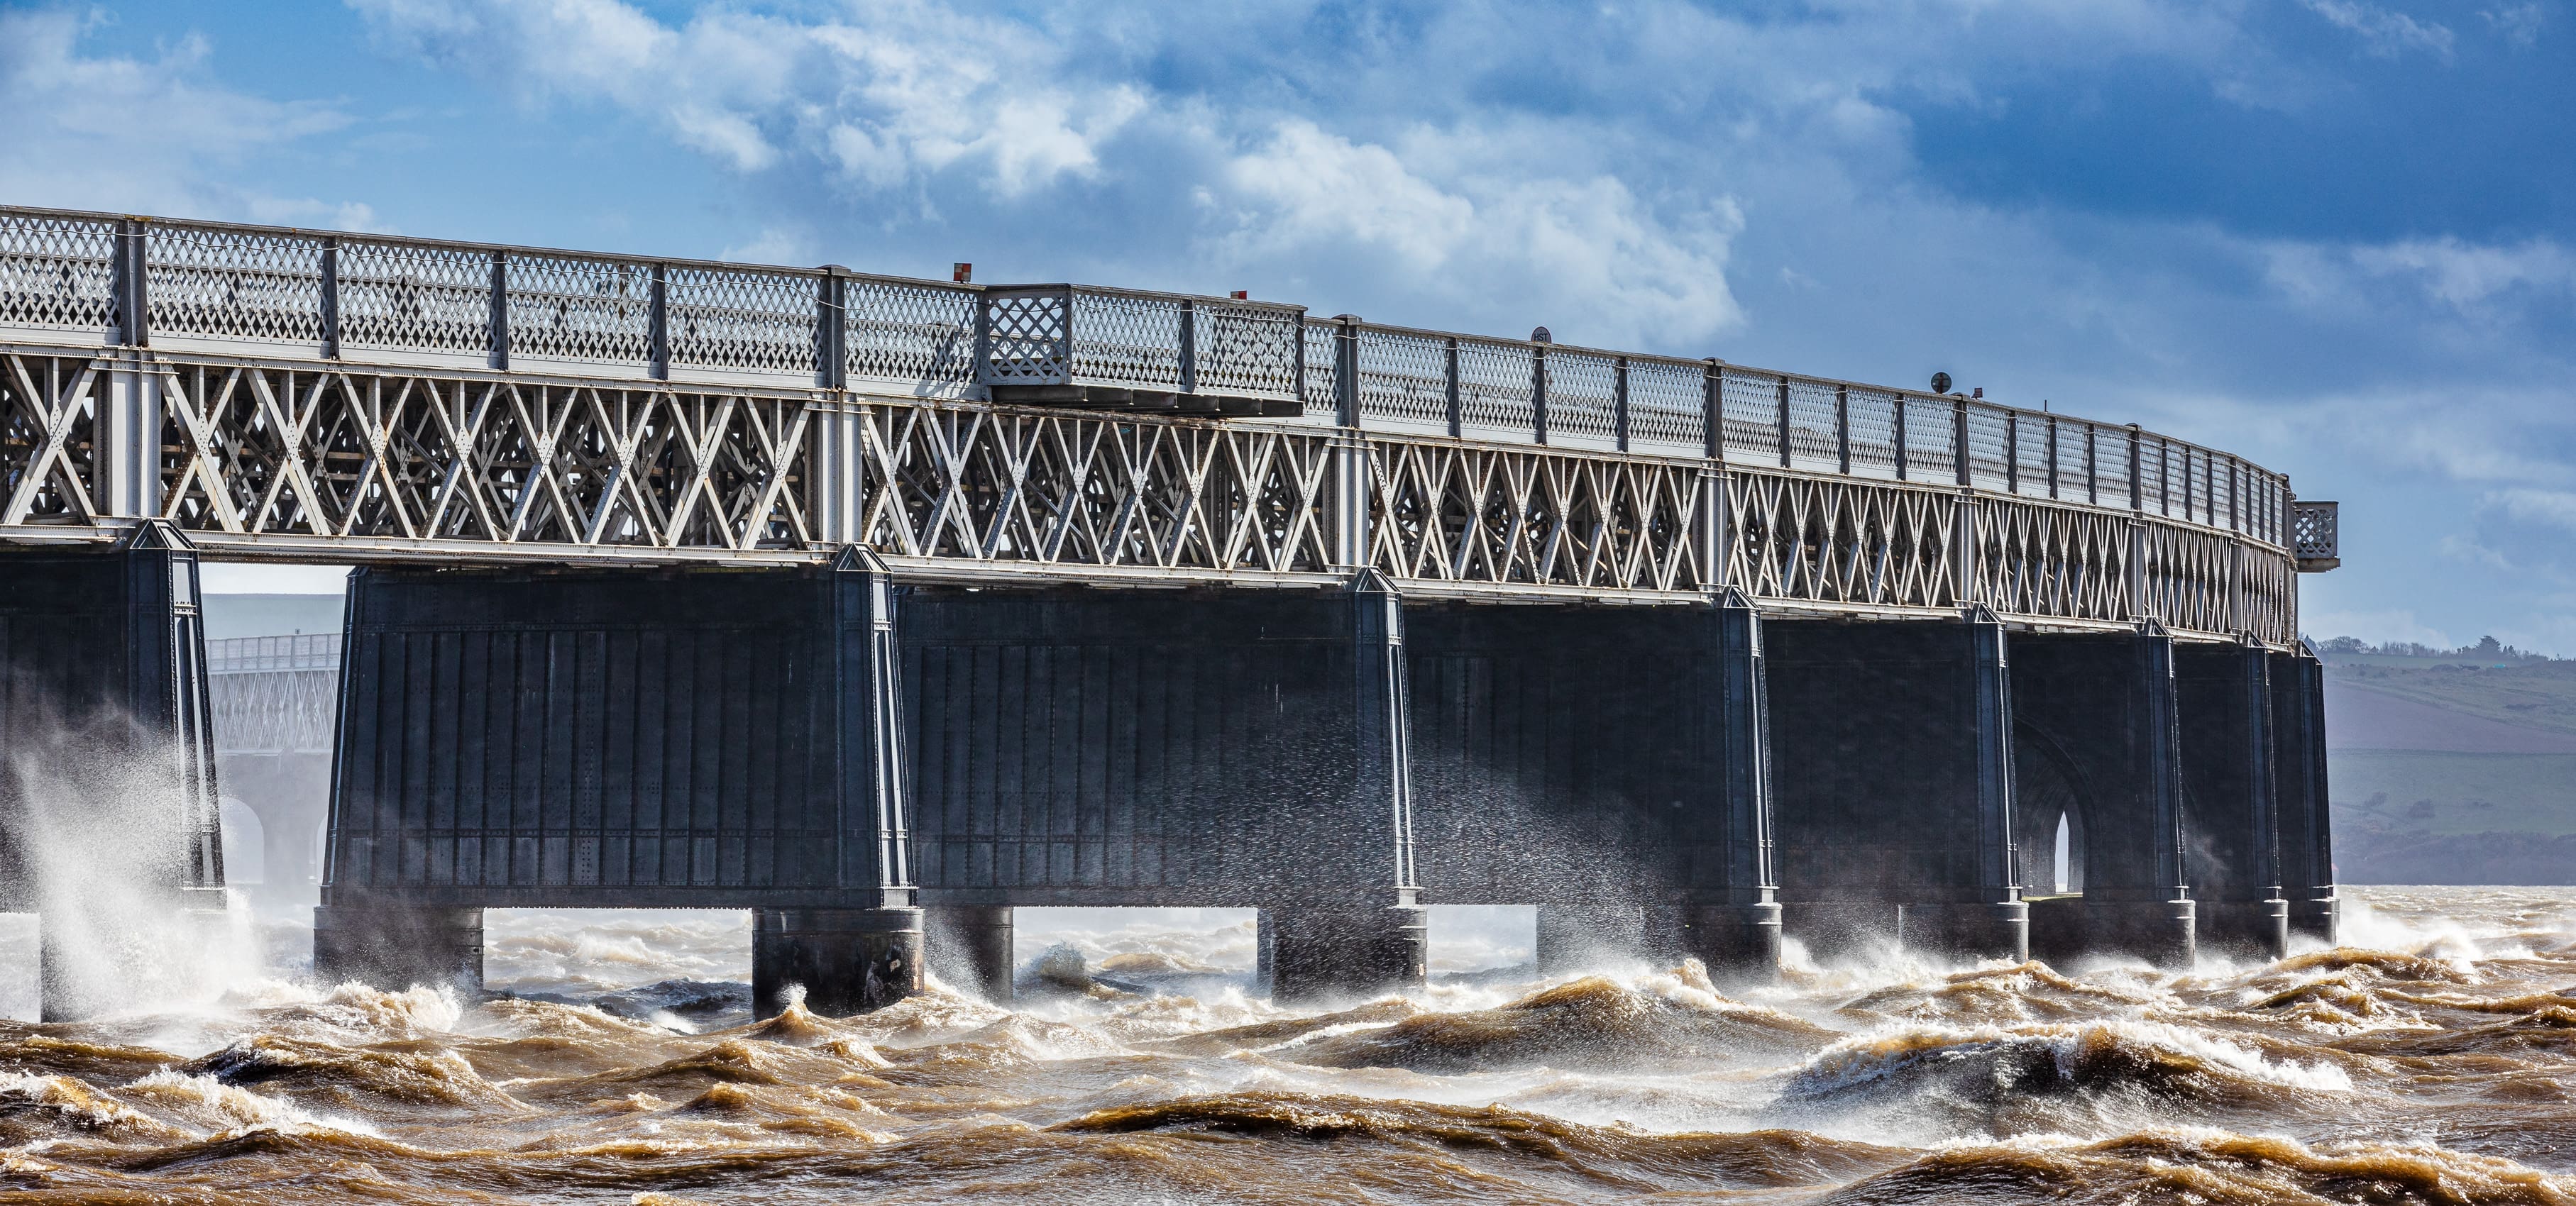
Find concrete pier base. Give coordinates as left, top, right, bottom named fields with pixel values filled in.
left=2086, top=897, right=2198, bottom=967
left=1264, top=905, right=1428, bottom=1003
left=1535, top=905, right=1646, bottom=974
left=1898, top=900, right=2030, bottom=962
left=312, top=905, right=485, bottom=996
left=2290, top=894, right=2340, bottom=946
left=925, top=905, right=1014, bottom=1002
left=2200, top=897, right=2291, bottom=960
left=1652, top=902, right=1783, bottom=982
left=753, top=907, right=925, bottom=1018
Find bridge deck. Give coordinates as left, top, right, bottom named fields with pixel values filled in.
left=0, top=205, right=2334, bottom=645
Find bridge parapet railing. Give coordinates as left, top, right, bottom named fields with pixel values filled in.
left=0, top=204, right=2303, bottom=580
left=210, top=632, right=343, bottom=673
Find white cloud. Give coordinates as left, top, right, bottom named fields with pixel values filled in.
left=2485, top=487, right=2576, bottom=532
left=2297, top=0, right=2458, bottom=60
left=0, top=9, right=352, bottom=217
left=2482, top=2, right=2547, bottom=47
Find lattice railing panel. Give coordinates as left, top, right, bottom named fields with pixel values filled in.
left=150, top=363, right=809, bottom=551
left=858, top=404, right=1335, bottom=572
left=146, top=226, right=326, bottom=345
left=1301, top=321, right=1340, bottom=416
left=2094, top=427, right=2132, bottom=509
left=2049, top=421, right=2088, bottom=503
left=1, top=353, right=103, bottom=526
left=0, top=211, right=117, bottom=335
left=338, top=240, right=492, bottom=356
left=849, top=277, right=977, bottom=392
left=1069, top=289, right=1183, bottom=388
left=1718, top=370, right=1780, bottom=463
left=1625, top=358, right=1706, bottom=453
left=1544, top=349, right=1618, bottom=444
left=1455, top=337, right=1536, bottom=437
left=1974, top=499, right=2130, bottom=623
left=507, top=254, right=654, bottom=365
left=1364, top=438, right=1708, bottom=593
left=1783, top=380, right=1839, bottom=471
left=1902, top=396, right=1954, bottom=481
left=2011, top=414, right=2050, bottom=499
left=1846, top=388, right=1900, bottom=478
left=1193, top=302, right=1301, bottom=398
left=1964, top=405, right=2010, bottom=492
left=1725, top=472, right=1957, bottom=609
left=669, top=265, right=817, bottom=377
left=1356, top=327, right=1451, bottom=428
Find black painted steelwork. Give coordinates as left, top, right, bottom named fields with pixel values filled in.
left=898, top=572, right=1426, bottom=1001
left=1768, top=609, right=2027, bottom=961
left=2177, top=641, right=2291, bottom=958
left=1405, top=590, right=1778, bottom=975
left=0, top=522, right=224, bottom=1019
left=2012, top=625, right=2196, bottom=966
left=316, top=549, right=921, bottom=1014
left=2271, top=648, right=2338, bottom=945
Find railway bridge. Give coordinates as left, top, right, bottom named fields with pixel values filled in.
left=0, top=206, right=2341, bottom=1018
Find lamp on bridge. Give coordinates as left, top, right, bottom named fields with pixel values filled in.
left=1930, top=371, right=1953, bottom=395
left=1531, top=326, right=1553, bottom=344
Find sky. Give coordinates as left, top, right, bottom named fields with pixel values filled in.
left=4, top=0, right=2569, bottom=648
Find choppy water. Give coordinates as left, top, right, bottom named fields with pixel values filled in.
left=2, top=887, right=2574, bottom=1203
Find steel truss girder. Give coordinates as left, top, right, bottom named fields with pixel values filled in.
left=1364, top=436, right=1710, bottom=592
left=2, top=348, right=2301, bottom=645
left=211, top=666, right=337, bottom=756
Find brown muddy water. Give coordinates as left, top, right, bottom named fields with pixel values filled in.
left=2, top=887, right=2575, bottom=1204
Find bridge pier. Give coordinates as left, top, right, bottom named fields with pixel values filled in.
left=319, top=550, right=921, bottom=1016
left=312, top=905, right=484, bottom=996
left=2010, top=625, right=2197, bottom=967
left=924, top=905, right=1015, bottom=1001
left=0, top=523, right=226, bottom=1020
left=2179, top=641, right=2291, bottom=960
left=1770, top=609, right=2026, bottom=963
left=901, top=572, right=1426, bottom=1003
left=2270, top=648, right=2339, bottom=946
left=1407, top=589, right=1780, bottom=980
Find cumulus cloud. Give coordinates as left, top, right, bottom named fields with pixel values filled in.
left=0, top=9, right=353, bottom=217
left=2296, top=0, right=2458, bottom=60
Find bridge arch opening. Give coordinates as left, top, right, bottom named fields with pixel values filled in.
left=2013, top=719, right=2090, bottom=897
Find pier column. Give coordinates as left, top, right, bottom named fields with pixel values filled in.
left=925, top=905, right=1015, bottom=1001
left=2271, top=647, right=2338, bottom=945
left=2178, top=639, right=2290, bottom=959
left=1649, top=589, right=1783, bottom=978
left=1268, top=570, right=1429, bottom=1002
left=752, top=547, right=923, bottom=1017
left=312, top=906, right=484, bottom=995
left=1769, top=609, right=2026, bottom=963
left=2010, top=624, right=2197, bottom=966
left=754, top=907, right=923, bottom=1014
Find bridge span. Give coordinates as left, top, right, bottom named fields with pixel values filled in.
left=1, top=205, right=2341, bottom=1018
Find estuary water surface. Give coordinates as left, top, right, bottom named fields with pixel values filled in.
left=2, top=886, right=2574, bottom=1204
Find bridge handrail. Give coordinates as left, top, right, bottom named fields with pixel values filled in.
left=0, top=203, right=2292, bottom=547
left=209, top=632, right=343, bottom=673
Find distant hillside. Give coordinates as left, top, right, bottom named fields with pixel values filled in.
left=2321, top=643, right=2576, bottom=885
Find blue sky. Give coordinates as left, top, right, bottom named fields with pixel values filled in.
left=5, top=0, right=2570, bottom=648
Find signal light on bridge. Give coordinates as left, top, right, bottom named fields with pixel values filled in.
left=952, top=262, right=972, bottom=283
